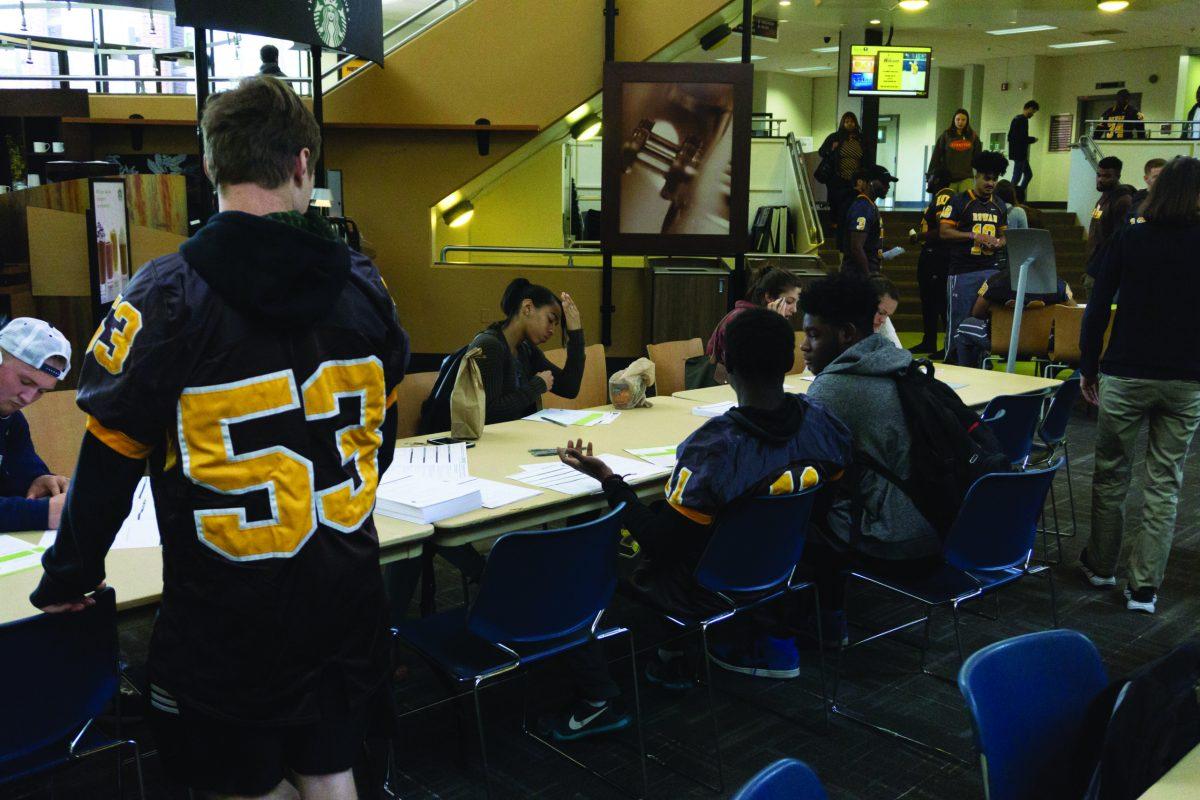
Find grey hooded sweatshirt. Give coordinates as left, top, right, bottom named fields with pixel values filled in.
left=807, top=334, right=941, bottom=560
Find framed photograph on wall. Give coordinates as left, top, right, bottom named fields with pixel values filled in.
left=87, top=176, right=131, bottom=321
left=601, top=61, right=753, bottom=255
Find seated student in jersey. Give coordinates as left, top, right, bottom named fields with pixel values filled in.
left=951, top=269, right=1073, bottom=368
left=545, top=309, right=851, bottom=740
left=0, top=318, right=73, bottom=532
left=939, top=150, right=1009, bottom=364
left=800, top=275, right=943, bottom=632
left=705, top=267, right=800, bottom=375
left=470, top=277, right=584, bottom=424
left=841, top=165, right=899, bottom=277
left=870, top=275, right=904, bottom=349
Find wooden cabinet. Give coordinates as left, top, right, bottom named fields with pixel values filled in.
left=0, top=89, right=90, bottom=188
left=647, top=258, right=732, bottom=345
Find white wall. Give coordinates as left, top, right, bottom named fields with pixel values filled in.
left=759, top=71, right=815, bottom=140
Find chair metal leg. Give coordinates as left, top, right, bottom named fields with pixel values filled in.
left=1047, top=562, right=1060, bottom=629
left=130, top=740, right=146, bottom=800
left=626, top=632, right=650, bottom=799
left=698, top=624, right=726, bottom=794
left=950, top=604, right=965, bottom=666
left=1065, top=443, right=1078, bottom=538
left=918, top=607, right=935, bottom=674
left=472, top=679, right=493, bottom=800
left=810, top=586, right=831, bottom=729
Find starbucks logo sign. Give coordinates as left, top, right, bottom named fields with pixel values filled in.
left=311, top=0, right=348, bottom=49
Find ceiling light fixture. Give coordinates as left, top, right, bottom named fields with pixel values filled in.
left=1097, top=0, right=1130, bottom=11
left=898, top=0, right=929, bottom=10
left=1048, top=39, right=1115, bottom=48
left=986, top=25, right=1057, bottom=35
left=442, top=201, right=475, bottom=228
left=570, top=114, right=602, bottom=141
left=779, top=0, right=792, bottom=6
left=869, top=19, right=882, bottom=25
left=812, top=46, right=840, bottom=53
left=716, top=55, right=765, bottom=62
left=786, top=66, right=833, bottom=73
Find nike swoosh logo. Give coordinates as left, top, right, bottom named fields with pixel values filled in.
left=567, top=706, right=608, bottom=731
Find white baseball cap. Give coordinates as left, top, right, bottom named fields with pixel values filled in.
left=0, top=318, right=72, bottom=380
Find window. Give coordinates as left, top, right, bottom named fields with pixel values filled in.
left=1049, top=113, right=1073, bottom=152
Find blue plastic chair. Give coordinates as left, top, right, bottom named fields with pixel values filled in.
left=1035, top=376, right=1083, bottom=551
left=982, top=392, right=1049, bottom=468
left=731, top=757, right=828, bottom=800
left=834, top=461, right=1063, bottom=757
left=392, top=504, right=646, bottom=799
left=0, top=588, right=145, bottom=799
left=959, top=630, right=1108, bottom=800
left=642, top=487, right=823, bottom=793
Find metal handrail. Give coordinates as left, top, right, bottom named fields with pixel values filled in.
left=0, top=74, right=311, bottom=83
left=1082, top=118, right=1200, bottom=139
left=439, top=244, right=602, bottom=266
left=321, top=0, right=469, bottom=84
left=787, top=132, right=825, bottom=248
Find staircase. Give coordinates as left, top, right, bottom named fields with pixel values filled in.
left=816, top=209, right=1087, bottom=334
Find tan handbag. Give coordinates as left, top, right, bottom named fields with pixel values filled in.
left=450, top=346, right=486, bottom=440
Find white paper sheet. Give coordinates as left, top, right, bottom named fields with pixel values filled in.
left=459, top=478, right=542, bottom=509
left=0, top=534, right=46, bottom=577
left=524, top=409, right=620, bottom=427
left=507, top=454, right=668, bottom=496
left=382, top=443, right=469, bottom=483
left=625, top=446, right=679, bottom=468
left=692, top=401, right=736, bottom=418
left=38, top=478, right=160, bottom=552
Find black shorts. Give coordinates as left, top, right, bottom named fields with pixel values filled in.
left=149, top=696, right=369, bottom=796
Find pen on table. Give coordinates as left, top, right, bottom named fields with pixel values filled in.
left=542, top=415, right=569, bottom=427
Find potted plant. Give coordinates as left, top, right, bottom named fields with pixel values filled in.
left=6, top=135, right=26, bottom=190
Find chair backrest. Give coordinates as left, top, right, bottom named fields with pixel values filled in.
left=959, top=630, right=1108, bottom=800
left=694, top=488, right=819, bottom=594
left=731, top=758, right=828, bottom=800
left=1039, top=375, right=1081, bottom=446
left=467, top=504, right=623, bottom=645
left=0, top=588, right=118, bottom=765
left=646, top=338, right=704, bottom=397
left=943, top=461, right=1061, bottom=572
left=542, top=343, right=608, bottom=410
left=991, top=306, right=1055, bottom=360
left=1048, top=304, right=1083, bottom=363
left=393, top=372, right=438, bottom=439
left=21, top=390, right=85, bottom=477
left=982, top=392, right=1047, bottom=466
left=790, top=331, right=807, bottom=375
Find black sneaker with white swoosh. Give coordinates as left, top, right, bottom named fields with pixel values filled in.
left=538, top=698, right=632, bottom=742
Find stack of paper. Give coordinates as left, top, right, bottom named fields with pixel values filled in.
left=625, top=445, right=679, bottom=468
left=39, top=476, right=160, bottom=552
left=524, top=409, right=621, bottom=427
left=0, top=534, right=46, bottom=577
left=383, top=443, right=469, bottom=482
left=507, top=454, right=669, bottom=496
left=692, top=401, right=736, bottom=418
left=375, top=475, right=483, bottom=523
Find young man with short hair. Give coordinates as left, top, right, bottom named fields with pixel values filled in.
left=841, top=165, right=898, bottom=277
left=799, top=274, right=942, bottom=619
left=938, top=150, right=1009, bottom=363
left=32, top=76, right=408, bottom=800
left=1007, top=100, right=1039, bottom=193
left=0, top=317, right=73, bottom=531
left=1084, top=156, right=1137, bottom=292
left=1126, top=157, right=1166, bottom=225
left=549, top=308, right=851, bottom=737
left=1098, top=89, right=1146, bottom=140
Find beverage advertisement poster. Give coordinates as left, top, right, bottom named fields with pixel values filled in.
left=90, top=178, right=131, bottom=306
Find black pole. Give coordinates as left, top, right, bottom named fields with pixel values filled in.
left=740, top=0, right=752, bottom=63
left=600, top=0, right=618, bottom=347
left=730, top=0, right=752, bottom=307
left=194, top=27, right=214, bottom=223
left=860, top=27, right=883, bottom=167
left=311, top=44, right=325, bottom=188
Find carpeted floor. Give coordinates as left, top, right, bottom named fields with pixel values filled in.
left=7, top=404, right=1198, bottom=800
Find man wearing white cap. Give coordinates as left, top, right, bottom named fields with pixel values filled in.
left=0, top=317, right=72, bottom=531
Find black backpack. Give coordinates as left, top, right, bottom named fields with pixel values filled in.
left=417, top=345, right=468, bottom=435
left=856, top=358, right=1011, bottom=539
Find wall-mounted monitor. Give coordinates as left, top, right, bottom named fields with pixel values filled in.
left=849, top=45, right=932, bottom=98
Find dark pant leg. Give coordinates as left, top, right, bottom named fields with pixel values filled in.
left=917, top=248, right=945, bottom=347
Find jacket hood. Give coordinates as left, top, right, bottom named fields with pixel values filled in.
left=819, top=334, right=913, bottom=379
left=728, top=392, right=808, bottom=444
left=180, top=210, right=351, bottom=326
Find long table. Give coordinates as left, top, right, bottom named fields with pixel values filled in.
left=1140, top=743, right=1200, bottom=798
left=673, top=363, right=1061, bottom=409
left=0, top=516, right=433, bottom=625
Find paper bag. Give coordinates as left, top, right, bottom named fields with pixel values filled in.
left=608, top=357, right=656, bottom=409
left=450, top=346, right=485, bottom=440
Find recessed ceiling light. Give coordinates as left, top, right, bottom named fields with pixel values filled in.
left=812, top=46, right=839, bottom=53
left=1048, top=39, right=1115, bottom=48
left=898, top=0, right=929, bottom=10
left=786, top=66, right=833, bottom=73
left=987, top=25, right=1057, bottom=35
left=779, top=0, right=791, bottom=6
left=869, top=19, right=882, bottom=25
left=716, top=55, right=766, bottom=61
left=1097, top=0, right=1129, bottom=11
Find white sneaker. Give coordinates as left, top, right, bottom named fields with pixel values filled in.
left=1079, top=556, right=1117, bottom=589
left=1124, top=586, right=1157, bottom=614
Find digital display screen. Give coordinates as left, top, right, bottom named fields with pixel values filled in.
left=849, top=45, right=932, bottom=98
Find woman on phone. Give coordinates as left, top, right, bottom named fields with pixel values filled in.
left=468, top=277, right=586, bottom=424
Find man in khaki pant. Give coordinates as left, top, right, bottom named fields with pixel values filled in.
left=1078, top=156, right=1200, bottom=615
